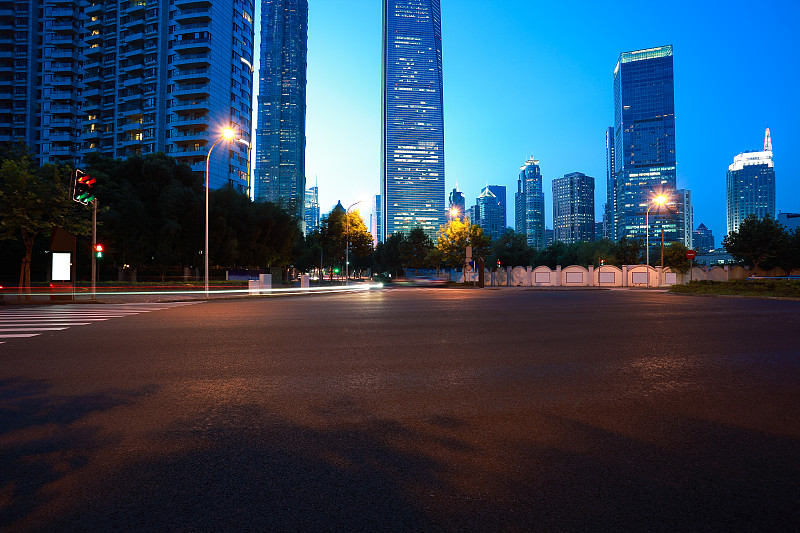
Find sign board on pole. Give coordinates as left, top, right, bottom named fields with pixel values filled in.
left=466, top=246, right=472, bottom=260
left=685, top=250, right=697, bottom=260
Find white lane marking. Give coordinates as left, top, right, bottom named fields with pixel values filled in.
left=0, top=322, right=92, bottom=326
left=0, top=327, right=67, bottom=332
left=0, top=333, right=40, bottom=338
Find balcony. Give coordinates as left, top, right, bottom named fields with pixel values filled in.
left=172, top=67, right=210, bottom=83
left=172, top=52, right=210, bottom=69
left=48, top=132, right=78, bottom=143
left=50, top=35, right=78, bottom=48
left=51, top=21, right=77, bottom=33
left=174, top=7, right=212, bottom=24
left=123, top=1, right=147, bottom=15
left=121, top=121, right=143, bottom=132
left=172, top=83, right=209, bottom=98
left=49, top=104, right=79, bottom=115
left=85, top=3, right=104, bottom=16
left=170, top=115, right=209, bottom=128
left=172, top=99, right=210, bottom=112
left=175, top=0, right=212, bottom=8
left=51, top=75, right=75, bottom=87
left=173, top=37, right=211, bottom=54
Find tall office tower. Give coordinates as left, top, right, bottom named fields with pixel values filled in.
left=692, top=223, right=714, bottom=254
left=476, top=187, right=503, bottom=241
left=370, top=194, right=381, bottom=245
left=604, top=126, right=616, bottom=240
left=5, top=1, right=254, bottom=190
left=381, top=0, right=445, bottom=241
left=515, top=157, right=545, bottom=249
left=552, top=172, right=595, bottom=244
left=448, top=187, right=466, bottom=222
left=256, top=0, right=308, bottom=214
left=726, top=128, right=776, bottom=235
left=486, top=185, right=507, bottom=231
left=613, top=45, right=677, bottom=245
left=304, top=186, right=320, bottom=233
left=467, top=204, right=478, bottom=225
left=675, top=189, right=693, bottom=248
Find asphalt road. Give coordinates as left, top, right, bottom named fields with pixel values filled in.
left=1, top=288, right=799, bottom=532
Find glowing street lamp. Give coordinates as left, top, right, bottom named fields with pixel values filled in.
left=450, top=207, right=459, bottom=221
left=646, top=194, right=668, bottom=271
left=205, top=127, right=235, bottom=297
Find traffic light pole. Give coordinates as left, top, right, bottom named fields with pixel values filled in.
left=91, top=199, right=97, bottom=300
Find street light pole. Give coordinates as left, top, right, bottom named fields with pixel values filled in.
left=645, top=195, right=667, bottom=287
left=345, top=201, right=361, bottom=286
left=205, top=128, right=234, bottom=297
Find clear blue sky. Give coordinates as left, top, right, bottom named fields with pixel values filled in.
left=260, top=0, right=799, bottom=243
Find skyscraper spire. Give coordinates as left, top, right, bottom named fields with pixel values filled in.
left=764, top=127, right=772, bottom=152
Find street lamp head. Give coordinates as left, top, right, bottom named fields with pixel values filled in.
left=654, top=195, right=667, bottom=205
left=222, top=128, right=235, bottom=140
left=450, top=207, right=459, bottom=217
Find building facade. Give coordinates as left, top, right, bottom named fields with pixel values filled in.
left=486, top=185, right=507, bottom=231
left=604, top=126, right=615, bottom=240
left=613, top=45, right=677, bottom=245
left=381, top=0, right=445, bottom=241
left=515, top=157, right=545, bottom=249
left=304, top=185, right=319, bottom=233
left=448, top=187, right=465, bottom=222
left=255, top=0, right=308, bottom=214
left=693, top=223, right=714, bottom=254
left=552, top=172, right=595, bottom=244
left=778, top=213, right=800, bottom=232
left=726, top=128, right=776, bottom=235
left=2, top=0, right=254, bottom=191
left=675, top=188, right=693, bottom=248
left=370, top=194, right=381, bottom=245
left=476, top=186, right=503, bottom=241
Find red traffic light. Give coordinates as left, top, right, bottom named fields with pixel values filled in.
left=93, top=244, right=104, bottom=253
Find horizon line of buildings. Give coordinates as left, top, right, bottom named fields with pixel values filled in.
left=2, top=1, right=780, bottom=253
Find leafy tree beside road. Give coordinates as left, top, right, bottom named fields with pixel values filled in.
left=723, top=214, right=786, bottom=273
left=0, top=147, right=90, bottom=296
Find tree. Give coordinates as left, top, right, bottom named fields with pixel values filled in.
left=0, top=150, right=91, bottom=297
left=662, top=242, right=691, bottom=274
left=400, top=227, right=434, bottom=269
left=723, top=214, right=786, bottom=273
left=488, top=229, right=533, bottom=267
left=376, top=233, right=404, bottom=277
left=319, top=204, right=372, bottom=279
left=610, top=237, right=644, bottom=266
left=436, top=219, right=491, bottom=268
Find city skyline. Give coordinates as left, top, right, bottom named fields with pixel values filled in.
left=294, top=0, right=799, bottom=243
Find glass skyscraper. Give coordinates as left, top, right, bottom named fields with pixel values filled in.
left=552, top=172, right=595, bottom=244
left=476, top=187, right=503, bottom=241
left=515, top=157, right=545, bottom=249
left=613, top=45, right=677, bottom=245
left=604, top=126, right=616, bottom=240
left=256, top=0, right=308, bottom=216
left=304, top=185, right=320, bottom=233
left=448, top=187, right=466, bottom=222
left=726, top=129, right=776, bottom=235
left=381, top=0, right=445, bottom=241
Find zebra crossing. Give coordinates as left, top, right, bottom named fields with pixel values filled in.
left=0, top=302, right=202, bottom=344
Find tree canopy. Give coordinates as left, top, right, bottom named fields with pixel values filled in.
left=723, top=214, right=786, bottom=272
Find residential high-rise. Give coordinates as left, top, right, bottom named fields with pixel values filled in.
left=693, top=223, right=715, bottom=254
left=552, top=172, right=595, bottom=244
left=604, top=126, right=616, bottom=240
left=613, top=45, right=677, bottom=244
left=476, top=187, right=503, bottom=241
left=515, top=157, right=545, bottom=249
left=256, top=0, right=308, bottom=215
left=4, top=1, right=254, bottom=191
left=726, top=128, right=776, bottom=235
left=381, top=0, right=445, bottom=241
left=676, top=189, right=693, bottom=248
left=448, top=187, right=466, bottom=222
left=304, top=186, right=320, bottom=233
left=370, top=194, right=381, bottom=245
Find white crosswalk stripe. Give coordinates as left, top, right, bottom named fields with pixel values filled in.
left=0, top=302, right=201, bottom=344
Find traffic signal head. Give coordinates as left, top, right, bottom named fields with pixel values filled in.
left=93, top=244, right=103, bottom=258
left=71, top=169, right=96, bottom=205
left=600, top=258, right=605, bottom=266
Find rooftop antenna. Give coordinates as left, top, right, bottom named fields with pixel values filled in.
left=764, top=127, right=772, bottom=152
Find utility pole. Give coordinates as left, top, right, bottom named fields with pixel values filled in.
left=91, top=200, right=97, bottom=300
